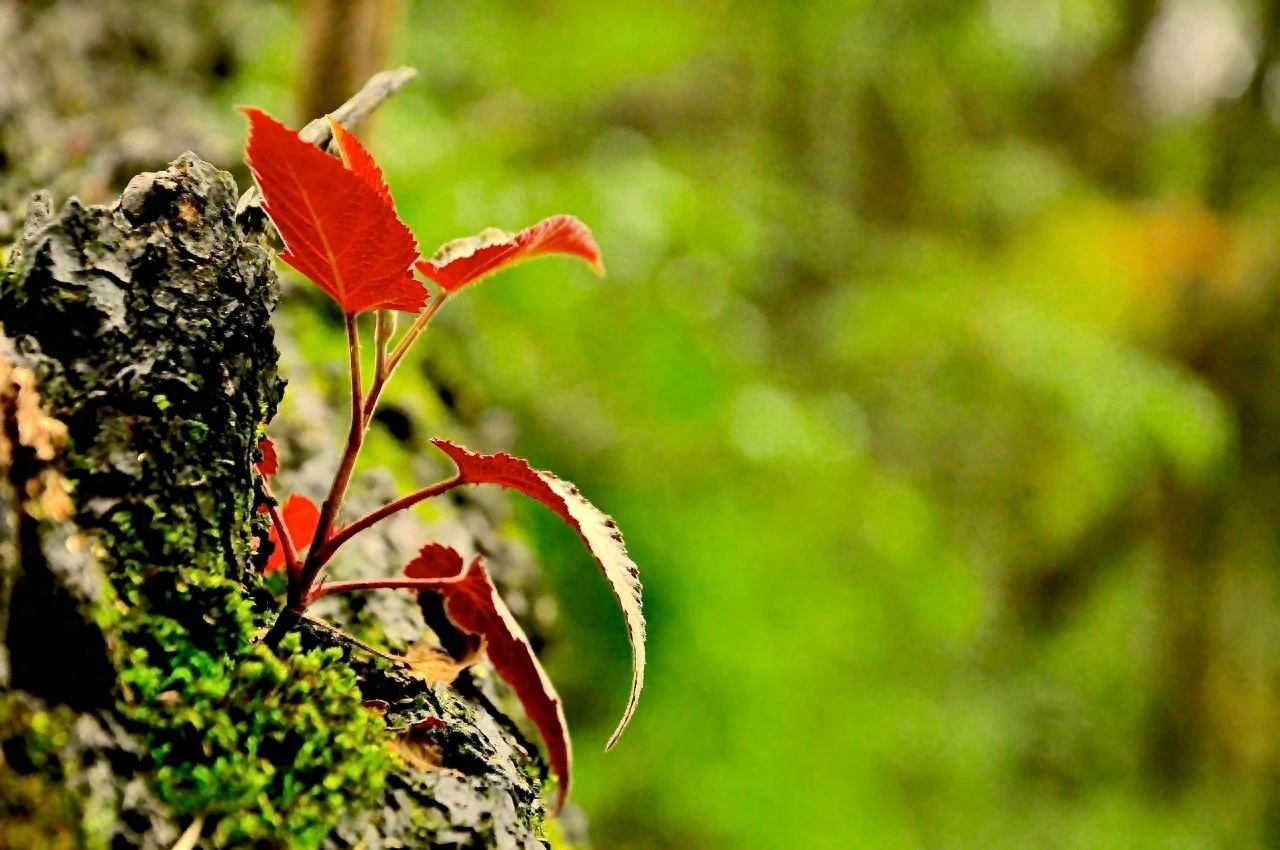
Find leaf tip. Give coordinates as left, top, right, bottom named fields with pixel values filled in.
left=552, top=780, right=569, bottom=816
left=429, top=439, right=646, bottom=752
left=604, top=659, right=644, bottom=751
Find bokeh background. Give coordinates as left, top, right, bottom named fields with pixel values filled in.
left=18, top=0, right=1280, bottom=847
left=234, top=1, right=1280, bottom=847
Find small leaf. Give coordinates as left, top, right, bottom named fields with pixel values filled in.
left=256, top=437, right=279, bottom=478
left=430, top=440, right=645, bottom=750
left=415, top=215, right=605, bottom=294
left=405, top=540, right=467, bottom=580
left=404, top=544, right=574, bottom=813
left=265, top=493, right=320, bottom=574
left=240, top=107, right=425, bottom=314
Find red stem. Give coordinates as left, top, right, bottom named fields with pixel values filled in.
left=361, top=291, right=447, bottom=430
left=316, top=474, right=463, bottom=563
left=261, top=478, right=302, bottom=577
left=268, top=292, right=451, bottom=646
left=306, top=575, right=456, bottom=605
left=293, top=313, right=365, bottom=606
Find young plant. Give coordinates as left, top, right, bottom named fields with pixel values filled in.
left=240, top=107, right=645, bottom=813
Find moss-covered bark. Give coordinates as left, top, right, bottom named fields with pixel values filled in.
left=0, top=157, right=553, bottom=849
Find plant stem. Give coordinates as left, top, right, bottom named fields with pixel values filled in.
left=316, top=474, right=463, bottom=563
left=262, top=604, right=301, bottom=649
left=261, top=478, right=302, bottom=577
left=389, top=290, right=447, bottom=372
left=306, top=575, right=457, bottom=605
left=361, top=291, right=448, bottom=430
left=293, top=313, right=365, bottom=607
left=373, top=310, right=393, bottom=381
left=267, top=291, right=450, bottom=646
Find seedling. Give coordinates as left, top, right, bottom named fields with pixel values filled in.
left=240, top=107, right=645, bottom=813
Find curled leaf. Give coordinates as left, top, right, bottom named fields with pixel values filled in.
left=399, top=641, right=476, bottom=686
left=430, top=439, right=645, bottom=751
left=404, top=544, right=573, bottom=813
left=415, top=214, right=605, bottom=293
left=265, top=493, right=320, bottom=574
left=241, top=107, right=425, bottom=314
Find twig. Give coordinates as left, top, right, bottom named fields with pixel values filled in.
left=300, top=613, right=406, bottom=665
left=237, top=66, right=418, bottom=211
left=168, top=816, right=204, bottom=850
left=300, top=66, right=419, bottom=146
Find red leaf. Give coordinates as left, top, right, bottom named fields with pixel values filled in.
left=240, top=107, right=425, bottom=314
left=256, top=437, right=279, bottom=478
left=406, top=541, right=467, bottom=580
left=415, top=215, right=605, bottom=294
left=265, top=493, right=320, bottom=574
left=327, top=117, right=393, bottom=206
left=431, top=439, right=645, bottom=750
left=404, top=545, right=573, bottom=813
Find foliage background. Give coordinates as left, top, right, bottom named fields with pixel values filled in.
left=219, top=1, right=1280, bottom=847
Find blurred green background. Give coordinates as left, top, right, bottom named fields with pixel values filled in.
left=226, top=1, right=1280, bottom=847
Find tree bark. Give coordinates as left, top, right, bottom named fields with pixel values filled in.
left=0, top=155, right=552, bottom=849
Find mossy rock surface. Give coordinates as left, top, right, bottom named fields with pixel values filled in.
left=0, top=156, right=551, bottom=849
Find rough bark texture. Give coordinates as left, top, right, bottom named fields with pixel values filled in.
left=0, top=157, right=553, bottom=848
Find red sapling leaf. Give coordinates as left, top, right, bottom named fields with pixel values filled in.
left=327, top=117, right=393, bottom=205
left=265, top=493, right=321, bottom=574
left=415, top=215, right=605, bottom=294
left=240, top=107, right=425, bottom=314
left=430, top=439, right=645, bottom=750
left=404, top=544, right=573, bottom=813
left=257, top=437, right=279, bottom=478
left=404, top=541, right=467, bottom=581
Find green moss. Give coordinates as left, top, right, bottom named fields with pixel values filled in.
left=0, top=158, right=411, bottom=848
left=104, top=495, right=394, bottom=848
left=119, top=620, right=391, bottom=846
left=13, top=282, right=393, bottom=846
